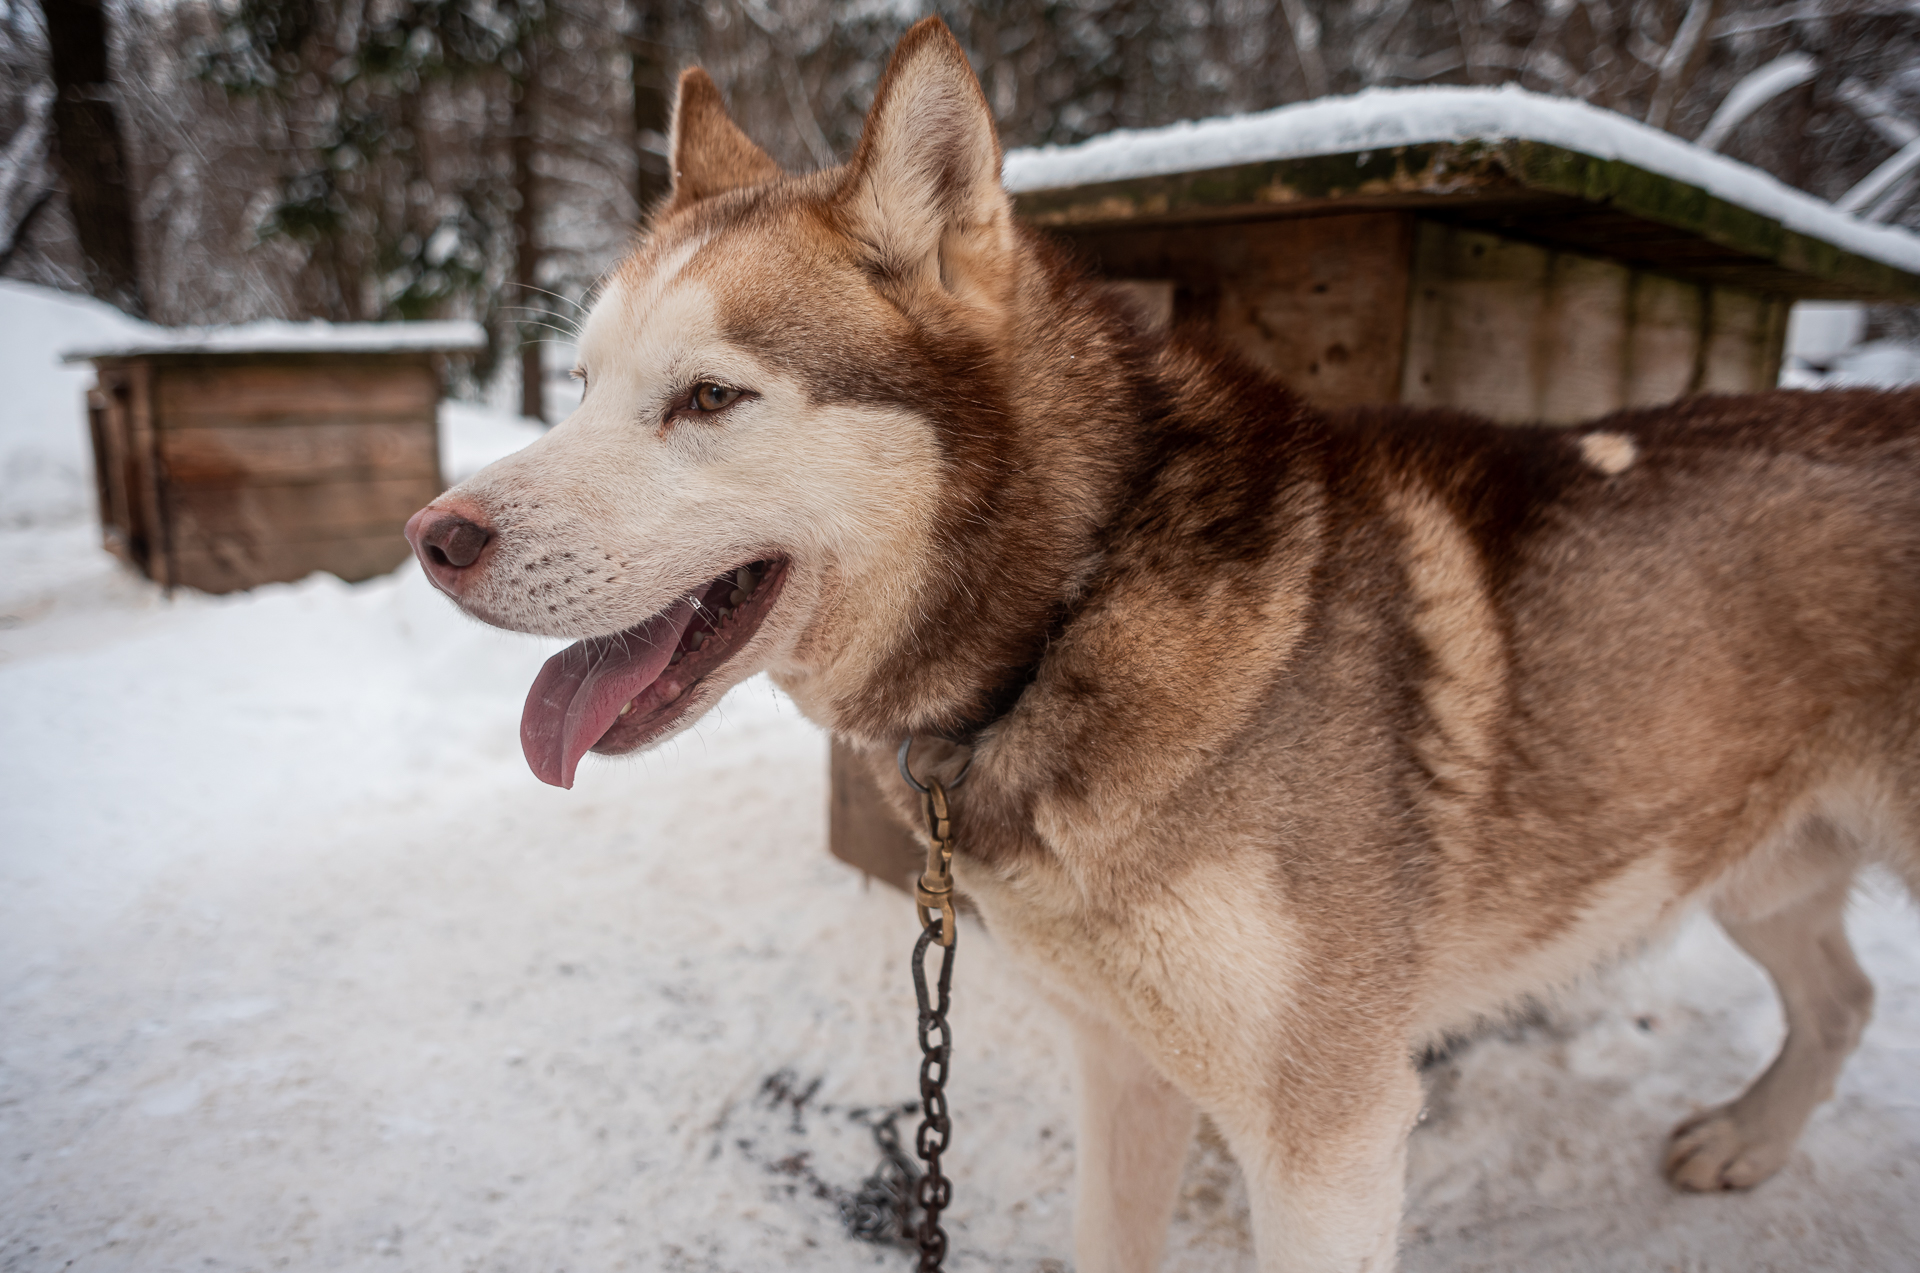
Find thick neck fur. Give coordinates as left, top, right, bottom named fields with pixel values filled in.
left=816, top=224, right=1337, bottom=869
left=826, top=227, right=1171, bottom=742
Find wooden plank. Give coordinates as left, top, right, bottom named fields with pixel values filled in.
left=1536, top=249, right=1629, bottom=423
left=168, top=474, right=441, bottom=542
left=1624, top=273, right=1706, bottom=408
left=127, top=360, right=172, bottom=587
left=1053, top=212, right=1414, bottom=409
left=1401, top=221, right=1778, bottom=424
left=1214, top=213, right=1413, bottom=409
left=1402, top=222, right=1552, bottom=422
left=159, top=420, right=439, bottom=484
left=828, top=737, right=920, bottom=894
left=88, top=373, right=134, bottom=565
left=1699, top=287, right=1785, bottom=395
left=153, top=361, right=438, bottom=427
left=170, top=534, right=416, bottom=595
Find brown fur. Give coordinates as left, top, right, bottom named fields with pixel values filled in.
left=412, top=20, right=1920, bottom=1270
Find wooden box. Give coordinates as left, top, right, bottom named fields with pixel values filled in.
left=74, top=324, right=484, bottom=594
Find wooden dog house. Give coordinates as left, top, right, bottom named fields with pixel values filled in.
left=68, top=321, right=485, bottom=595
left=832, top=85, right=1920, bottom=889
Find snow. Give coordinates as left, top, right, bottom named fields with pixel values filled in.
left=60, top=317, right=487, bottom=362
left=1002, top=84, right=1920, bottom=278
left=4, top=286, right=1920, bottom=1271
left=1778, top=301, right=1920, bottom=390
left=440, top=399, right=548, bottom=486
left=0, top=280, right=154, bottom=527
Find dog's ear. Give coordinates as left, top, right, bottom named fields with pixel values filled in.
left=835, top=17, right=1010, bottom=299
left=664, top=68, right=783, bottom=215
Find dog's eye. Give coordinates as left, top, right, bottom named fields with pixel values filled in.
left=691, top=383, right=740, bottom=412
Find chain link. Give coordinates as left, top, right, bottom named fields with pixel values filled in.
left=900, top=744, right=962, bottom=1272
left=911, top=916, right=956, bottom=1270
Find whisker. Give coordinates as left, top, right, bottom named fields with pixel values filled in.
left=511, top=283, right=590, bottom=316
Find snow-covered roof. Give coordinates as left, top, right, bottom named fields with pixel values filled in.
left=62, top=318, right=488, bottom=363
left=1003, top=84, right=1920, bottom=292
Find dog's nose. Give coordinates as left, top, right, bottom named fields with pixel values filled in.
left=405, top=503, right=495, bottom=594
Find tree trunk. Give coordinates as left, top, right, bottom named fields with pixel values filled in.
left=512, top=41, right=543, bottom=423
left=38, top=0, right=144, bottom=316
left=629, top=7, right=673, bottom=221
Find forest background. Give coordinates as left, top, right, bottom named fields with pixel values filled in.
left=4, top=0, right=1920, bottom=420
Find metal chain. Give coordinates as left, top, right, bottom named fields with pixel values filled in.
left=910, top=913, right=956, bottom=1270
left=899, top=740, right=965, bottom=1272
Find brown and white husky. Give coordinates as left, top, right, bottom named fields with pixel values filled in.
left=405, top=19, right=1920, bottom=1271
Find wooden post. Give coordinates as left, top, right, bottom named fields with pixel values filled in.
left=828, top=738, right=920, bottom=893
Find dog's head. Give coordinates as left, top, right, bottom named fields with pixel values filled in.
left=406, top=19, right=1024, bottom=787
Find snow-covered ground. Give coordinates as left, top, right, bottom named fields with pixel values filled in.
left=2, top=281, right=1917, bottom=1272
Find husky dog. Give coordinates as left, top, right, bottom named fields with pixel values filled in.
left=406, top=18, right=1920, bottom=1271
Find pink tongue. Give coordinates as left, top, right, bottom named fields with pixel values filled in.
left=520, top=598, right=697, bottom=788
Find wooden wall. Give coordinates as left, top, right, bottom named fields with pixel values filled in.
left=1400, top=222, right=1790, bottom=423
left=1058, top=211, right=1791, bottom=420
left=1062, top=211, right=1415, bottom=409
left=89, top=353, right=444, bottom=595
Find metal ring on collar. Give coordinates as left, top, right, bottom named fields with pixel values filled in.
left=898, top=735, right=973, bottom=794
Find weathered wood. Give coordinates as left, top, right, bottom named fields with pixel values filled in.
left=1402, top=221, right=1785, bottom=424
left=126, top=360, right=170, bottom=586
left=1013, top=138, right=1920, bottom=302
left=1536, top=250, right=1631, bottom=423
left=1403, top=224, right=1559, bottom=421
left=1215, top=214, right=1413, bottom=409
left=88, top=373, right=136, bottom=566
left=85, top=343, right=458, bottom=595
left=1054, top=213, right=1414, bottom=409
left=1623, top=272, right=1708, bottom=408
left=153, top=361, right=439, bottom=427
left=1699, top=288, right=1791, bottom=395
left=160, top=420, right=438, bottom=485
left=829, top=737, right=921, bottom=893
left=168, top=475, right=443, bottom=542
left=170, top=534, right=417, bottom=593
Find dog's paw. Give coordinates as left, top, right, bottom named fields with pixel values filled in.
left=1662, top=1105, right=1793, bottom=1191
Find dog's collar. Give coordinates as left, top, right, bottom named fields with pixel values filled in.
left=898, top=735, right=973, bottom=793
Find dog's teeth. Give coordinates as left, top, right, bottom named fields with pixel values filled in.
left=618, top=701, right=633, bottom=716
left=669, top=650, right=683, bottom=665
left=689, top=632, right=706, bottom=651
left=735, top=566, right=756, bottom=595
left=729, top=588, right=747, bottom=606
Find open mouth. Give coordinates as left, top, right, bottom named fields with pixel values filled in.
left=519, top=558, right=788, bottom=788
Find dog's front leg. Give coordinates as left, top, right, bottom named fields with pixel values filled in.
left=1215, top=1056, right=1423, bottom=1273
left=1067, top=1009, right=1198, bottom=1273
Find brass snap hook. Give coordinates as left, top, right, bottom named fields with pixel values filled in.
left=898, top=737, right=967, bottom=947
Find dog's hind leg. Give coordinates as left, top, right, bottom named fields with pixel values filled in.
left=1068, top=1010, right=1197, bottom=1273
left=1665, top=850, right=1874, bottom=1191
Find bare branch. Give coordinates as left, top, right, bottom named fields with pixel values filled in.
left=1647, top=0, right=1717, bottom=130
left=1697, top=52, right=1817, bottom=150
